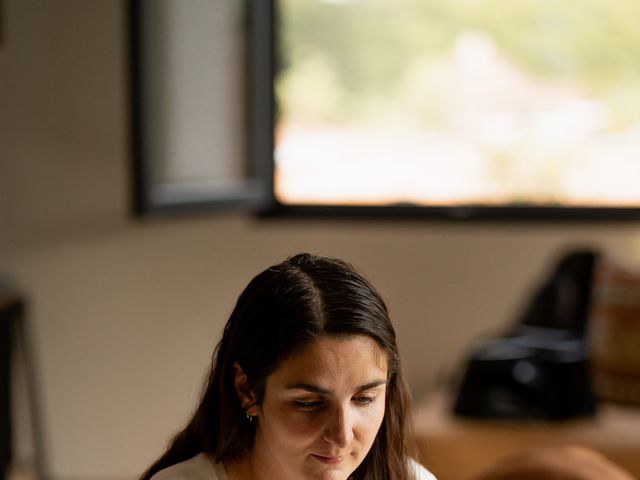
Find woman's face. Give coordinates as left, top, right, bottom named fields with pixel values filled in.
left=251, top=335, right=388, bottom=480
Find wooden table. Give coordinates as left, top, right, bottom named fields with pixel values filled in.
left=413, top=391, right=640, bottom=480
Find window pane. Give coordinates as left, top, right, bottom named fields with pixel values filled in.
left=274, top=0, right=640, bottom=208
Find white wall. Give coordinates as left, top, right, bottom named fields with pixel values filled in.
left=2, top=2, right=640, bottom=479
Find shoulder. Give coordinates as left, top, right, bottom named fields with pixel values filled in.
left=150, top=453, right=225, bottom=480
left=409, top=458, right=438, bottom=480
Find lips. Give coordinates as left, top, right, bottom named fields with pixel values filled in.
left=311, top=454, right=346, bottom=465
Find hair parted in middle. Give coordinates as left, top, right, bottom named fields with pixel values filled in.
left=140, top=253, right=418, bottom=480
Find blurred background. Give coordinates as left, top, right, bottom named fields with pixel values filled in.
left=274, top=0, right=640, bottom=207
left=2, top=1, right=640, bottom=479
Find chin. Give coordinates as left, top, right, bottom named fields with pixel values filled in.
left=313, top=470, right=351, bottom=480
left=303, top=462, right=355, bottom=480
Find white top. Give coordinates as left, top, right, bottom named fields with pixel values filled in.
left=150, top=452, right=437, bottom=480
left=150, top=453, right=227, bottom=480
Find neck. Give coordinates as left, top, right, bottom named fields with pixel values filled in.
left=225, top=448, right=294, bottom=480
left=224, top=455, right=253, bottom=480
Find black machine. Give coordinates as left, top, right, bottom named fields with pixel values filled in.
left=453, top=250, right=599, bottom=420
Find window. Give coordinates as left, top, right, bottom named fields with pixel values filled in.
left=130, top=0, right=266, bottom=214
left=254, top=0, right=640, bottom=219
left=132, top=0, right=640, bottom=220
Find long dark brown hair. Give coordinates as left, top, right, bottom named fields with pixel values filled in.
left=140, top=253, right=418, bottom=480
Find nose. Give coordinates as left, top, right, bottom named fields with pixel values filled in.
left=322, top=406, right=354, bottom=448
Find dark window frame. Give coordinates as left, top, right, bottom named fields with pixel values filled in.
left=253, top=0, right=640, bottom=222
left=130, top=0, right=640, bottom=222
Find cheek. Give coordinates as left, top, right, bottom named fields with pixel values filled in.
left=359, top=402, right=386, bottom=439
left=265, top=404, right=326, bottom=442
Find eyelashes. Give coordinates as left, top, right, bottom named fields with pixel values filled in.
left=293, top=395, right=377, bottom=411
left=354, top=395, right=375, bottom=405
left=294, top=400, right=324, bottom=410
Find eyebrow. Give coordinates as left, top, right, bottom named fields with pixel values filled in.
left=285, top=380, right=387, bottom=395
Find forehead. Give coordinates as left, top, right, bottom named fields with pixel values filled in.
left=268, top=335, right=388, bottom=390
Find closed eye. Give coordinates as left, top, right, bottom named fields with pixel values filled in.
left=353, top=395, right=376, bottom=405
left=294, top=400, right=325, bottom=411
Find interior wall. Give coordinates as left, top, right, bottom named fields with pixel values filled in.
left=2, top=2, right=640, bottom=479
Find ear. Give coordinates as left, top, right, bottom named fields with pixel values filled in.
left=233, top=362, right=258, bottom=416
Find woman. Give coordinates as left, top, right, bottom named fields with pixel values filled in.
left=140, top=253, right=435, bottom=480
